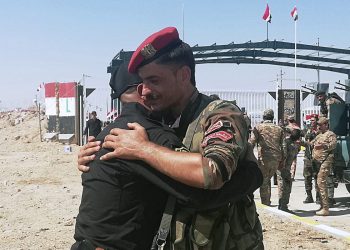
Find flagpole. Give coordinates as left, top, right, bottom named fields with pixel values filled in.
left=294, top=16, right=297, bottom=120
left=267, top=22, right=269, bottom=41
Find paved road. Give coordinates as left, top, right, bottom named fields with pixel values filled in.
left=254, top=151, right=350, bottom=237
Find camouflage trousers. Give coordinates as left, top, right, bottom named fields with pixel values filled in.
left=277, top=165, right=292, bottom=207
left=327, top=171, right=335, bottom=200
left=258, top=157, right=279, bottom=205
left=303, top=158, right=317, bottom=192
left=172, top=196, right=264, bottom=250
left=315, top=159, right=332, bottom=209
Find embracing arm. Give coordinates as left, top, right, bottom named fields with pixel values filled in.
left=101, top=123, right=208, bottom=188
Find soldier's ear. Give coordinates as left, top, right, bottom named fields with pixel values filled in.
left=178, top=65, right=191, bottom=83
left=137, top=84, right=143, bottom=96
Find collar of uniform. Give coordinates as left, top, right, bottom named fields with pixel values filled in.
left=121, top=102, right=153, bottom=118
left=170, top=88, right=199, bottom=128
left=263, top=120, right=273, bottom=123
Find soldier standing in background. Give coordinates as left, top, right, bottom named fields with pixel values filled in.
left=277, top=128, right=301, bottom=213
left=311, top=117, right=337, bottom=216
left=302, top=115, right=319, bottom=203
left=250, top=109, right=286, bottom=206
left=315, top=91, right=343, bottom=206
left=83, top=111, right=103, bottom=140
left=315, top=91, right=343, bottom=117
left=285, top=115, right=301, bottom=181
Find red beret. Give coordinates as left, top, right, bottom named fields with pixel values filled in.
left=128, top=27, right=182, bottom=73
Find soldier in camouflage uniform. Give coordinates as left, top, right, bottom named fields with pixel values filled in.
left=285, top=115, right=301, bottom=181
left=311, top=117, right=337, bottom=216
left=302, top=116, right=319, bottom=203
left=277, top=128, right=301, bottom=212
left=250, top=109, right=286, bottom=206
left=315, top=91, right=342, bottom=206
left=79, top=27, right=264, bottom=249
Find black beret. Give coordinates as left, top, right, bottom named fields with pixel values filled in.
left=109, top=62, right=142, bottom=99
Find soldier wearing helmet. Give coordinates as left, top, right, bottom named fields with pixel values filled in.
left=310, top=117, right=337, bottom=216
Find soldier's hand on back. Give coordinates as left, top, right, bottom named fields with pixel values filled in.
left=101, top=122, right=149, bottom=161
left=77, top=136, right=100, bottom=172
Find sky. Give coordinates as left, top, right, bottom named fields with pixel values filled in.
left=1, top=0, right=350, bottom=117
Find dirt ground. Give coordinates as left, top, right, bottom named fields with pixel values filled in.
left=1, top=111, right=350, bottom=249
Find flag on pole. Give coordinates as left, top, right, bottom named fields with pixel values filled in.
left=262, top=4, right=272, bottom=23
left=37, top=82, right=44, bottom=92
left=291, top=6, right=298, bottom=21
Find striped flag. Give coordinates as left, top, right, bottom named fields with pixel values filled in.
left=291, top=6, right=298, bottom=21
left=262, top=4, right=272, bottom=23
left=37, top=82, right=44, bottom=92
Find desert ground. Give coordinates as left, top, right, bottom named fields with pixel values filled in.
left=1, top=110, right=350, bottom=249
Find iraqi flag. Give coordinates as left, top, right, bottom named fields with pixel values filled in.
left=262, top=4, right=272, bottom=23
left=291, top=6, right=298, bottom=21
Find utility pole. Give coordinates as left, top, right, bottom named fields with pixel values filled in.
left=55, top=82, right=60, bottom=141
left=317, top=38, right=320, bottom=85
left=35, top=95, right=42, bottom=142
left=278, top=69, right=285, bottom=90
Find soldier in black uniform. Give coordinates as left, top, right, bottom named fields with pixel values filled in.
left=73, top=63, right=261, bottom=250
left=83, top=111, right=102, bottom=138
left=73, top=63, right=182, bottom=250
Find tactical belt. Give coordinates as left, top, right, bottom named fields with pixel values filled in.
left=151, top=195, right=177, bottom=250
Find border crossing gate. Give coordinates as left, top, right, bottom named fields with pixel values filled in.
left=202, top=90, right=327, bottom=128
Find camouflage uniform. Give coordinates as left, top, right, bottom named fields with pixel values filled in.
left=277, top=137, right=299, bottom=209
left=250, top=110, right=285, bottom=206
left=312, top=122, right=337, bottom=214
left=284, top=120, right=301, bottom=180
left=302, top=128, right=318, bottom=203
left=318, top=96, right=342, bottom=204
left=173, top=91, right=264, bottom=250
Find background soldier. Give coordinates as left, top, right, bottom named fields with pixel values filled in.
left=83, top=111, right=103, bottom=140
left=315, top=91, right=342, bottom=206
left=315, top=91, right=342, bottom=117
left=277, top=128, right=301, bottom=213
left=285, top=115, right=301, bottom=181
left=311, top=117, right=337, bottom=216
left=250, top=109, right=286, bottom=206
left=302, top=115, right=319, bottom=203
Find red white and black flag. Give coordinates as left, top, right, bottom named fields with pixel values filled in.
left=262, top=4, right=272, bottom=23
left=291, top=6, right=298, bottom=21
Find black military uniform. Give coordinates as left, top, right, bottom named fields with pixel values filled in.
left=83, top=114, right=102, bottom=138
left=74, top=103, right=185, bottom=250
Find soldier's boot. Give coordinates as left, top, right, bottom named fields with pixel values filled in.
left=316, top=195, right=329, bottom=216
left=316, top=208, right=329, bottom=216
left=278, top=199, right=294, bottom=214
left=303, top=191, right=314, bottom=204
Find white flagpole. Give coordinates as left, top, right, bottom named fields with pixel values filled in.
left=294, top=16, right=297, bottom=119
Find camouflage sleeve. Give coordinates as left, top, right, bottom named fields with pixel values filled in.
left=200, top=101, right=248, bottom=189
left=278, top=128, right=286, bottom=160
left=327, top=132, right=337, bottom=152
left=248, top=126, right=259, bottom=147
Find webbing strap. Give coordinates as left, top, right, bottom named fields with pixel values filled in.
left=151, top=195, right=177, bottom=250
